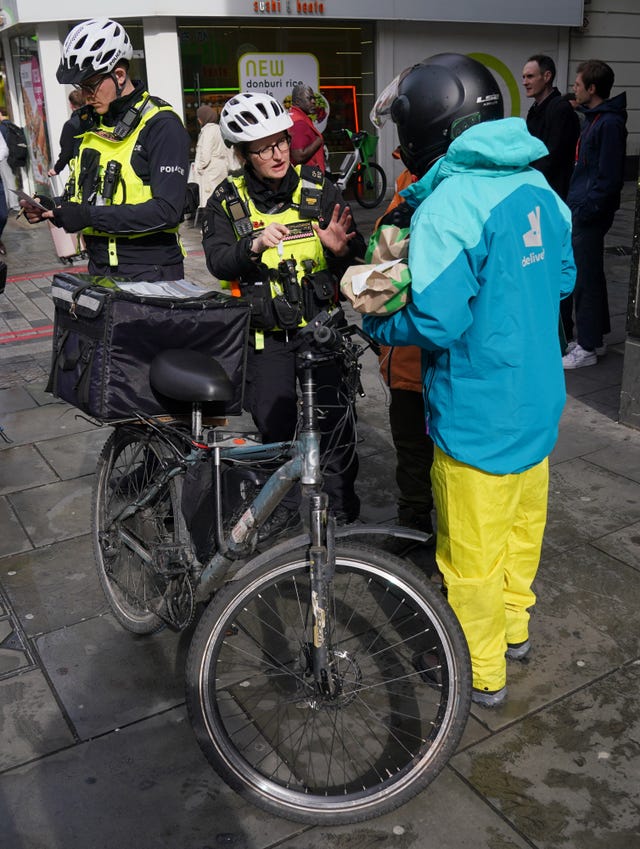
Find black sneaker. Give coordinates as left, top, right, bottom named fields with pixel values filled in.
left=333, top=508, right=360, bottom=526
left=397, top=508, right=435, bottom=549
left=257, top=505, right=301, bottom=544
left=398, top=507, right=434, bottom=535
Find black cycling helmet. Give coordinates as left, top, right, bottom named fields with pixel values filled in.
left=57, top=18, right=133, bottom=85
left=374, top=53, right=503, bottom=177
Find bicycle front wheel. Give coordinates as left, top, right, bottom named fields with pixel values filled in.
left=186, top=544, right=471, bottom=824
left=92, top=425, right=186, bottom=634
left=353, top=161, right=387, bottom=208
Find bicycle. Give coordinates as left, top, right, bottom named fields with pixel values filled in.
left=327, top=128, right=387, bottom=209
left=91, top=310, right=471, bottom=825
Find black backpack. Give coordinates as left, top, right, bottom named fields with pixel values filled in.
left=2, top=121, right=28, bottom=170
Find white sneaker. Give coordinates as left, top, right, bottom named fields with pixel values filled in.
left=566, top=339, right=607, bottom=356
left=562, top=343, right=597, bottom=369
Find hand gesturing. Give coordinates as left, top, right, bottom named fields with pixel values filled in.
left=314, top=204, right=355, bottom=256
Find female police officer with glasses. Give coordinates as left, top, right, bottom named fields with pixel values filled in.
left=202, top=92, right=366, bottom=541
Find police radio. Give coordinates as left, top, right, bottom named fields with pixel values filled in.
left=227, top=195, right=253, bottom=237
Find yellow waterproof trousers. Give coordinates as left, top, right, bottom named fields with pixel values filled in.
left=431, top=446, right=549, bottom=692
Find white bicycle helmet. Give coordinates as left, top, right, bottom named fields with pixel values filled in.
left=57, top=18, right=133, bottom=85
left=219, top=93, right=293, bottom=146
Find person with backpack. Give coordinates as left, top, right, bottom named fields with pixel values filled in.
left=0, top=109, right=22, bottom=211
left=202, top=91, right=365, bottom=540
left=0, top=110, right=28, bottom=175
left=19, top=17, right=189, bottom=282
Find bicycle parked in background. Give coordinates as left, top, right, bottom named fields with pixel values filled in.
left=91, top=310, right=471, bottom=825
left=326, top=128, right=387, bottom=209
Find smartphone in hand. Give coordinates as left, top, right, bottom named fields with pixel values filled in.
left=12, top=189, right=49, bottom=212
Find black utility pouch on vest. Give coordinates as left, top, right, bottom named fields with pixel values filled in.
left=301, top=270, right=338, bottom=320
left=271, top=259, right=303, bottom=328
left=77, top=148, right=101, bottom=204
left=272, top=295, right=302, bottom=329
left=243, top=280, right=277, bottom=330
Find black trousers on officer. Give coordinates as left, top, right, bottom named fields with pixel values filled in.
left=244, top=328, right=360, bottom=520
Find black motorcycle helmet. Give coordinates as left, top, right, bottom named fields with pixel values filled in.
left=388, top=53, right=504, bottom=177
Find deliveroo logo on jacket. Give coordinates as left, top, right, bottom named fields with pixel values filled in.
left=522, top=206, right=544, bottom=266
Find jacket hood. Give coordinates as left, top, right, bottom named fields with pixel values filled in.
left=401, top=117, right=548, bottom=208
left=580, top=91, right=627, bottom=118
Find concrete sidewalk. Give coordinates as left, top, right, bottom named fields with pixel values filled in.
left=1, top=194, right=640, bottom=849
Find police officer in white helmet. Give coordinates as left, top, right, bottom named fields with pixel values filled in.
left=202, top=91, right=366, bottom=540
left=21, top=18, right=190, bottom=281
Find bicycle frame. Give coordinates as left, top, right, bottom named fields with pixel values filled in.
left=333, top=147, right=362, bottom=193
left=197, top=355, right=328, bottom=600
left=328, top=129, right=386, bottom=209
left=93, top=314, right=471, bottom=823
left=92, top=315, right=465, bottom=821
left=98, top=316, right=430, bottom=638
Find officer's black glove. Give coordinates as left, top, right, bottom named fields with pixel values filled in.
left=52, top=202, right=92, bottom=234
left=37, top=196, right=56, bottom=211
left=21, top=194, right=55, bottom=224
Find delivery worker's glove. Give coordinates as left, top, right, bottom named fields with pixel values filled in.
left=52, top=202, right=92, bottom=234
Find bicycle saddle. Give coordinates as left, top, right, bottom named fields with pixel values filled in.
left=150, top=349, right=234, bottom=403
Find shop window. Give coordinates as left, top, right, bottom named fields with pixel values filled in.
left=177, top=18, right=375, bottom=164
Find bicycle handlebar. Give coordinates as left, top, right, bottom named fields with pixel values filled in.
left=312, top=323, right=343, bottom=352
left=343, top=128, right=367, bottom=149
left=303, top=310, right=381, bottom=357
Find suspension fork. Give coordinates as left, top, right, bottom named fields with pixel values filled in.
left=298, top=362, right=339, bottom=697
left=308, top=492, right=339, bottom=697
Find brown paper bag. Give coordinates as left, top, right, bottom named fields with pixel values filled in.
left=340, top=258, right=411, bottom=315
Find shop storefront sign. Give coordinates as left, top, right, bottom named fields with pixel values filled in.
left=239, top=51, right=330, bottom=130
left=240, top=52, right=316, bottom=98
left=253, top=1, right=325, bottom=14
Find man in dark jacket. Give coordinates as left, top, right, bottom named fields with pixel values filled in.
left=562, top=59, right=627, bottom=369
left=522, top=54, right=580, bottom=200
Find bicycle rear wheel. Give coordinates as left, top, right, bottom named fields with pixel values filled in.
left=92, top=425, right=187, bottom=634
left=353, top=161, right=387, bottom=208
left=186, top=544, right=471, bottom=824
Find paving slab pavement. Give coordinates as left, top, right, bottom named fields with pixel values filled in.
left=1, top=191, right=640, bottom=848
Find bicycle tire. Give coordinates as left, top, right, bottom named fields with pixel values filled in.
left=353, top=161, right=387, bottom=209
left=92, top=425, right=187, bottom=634
left=186, top=544, right=471, bottom=824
